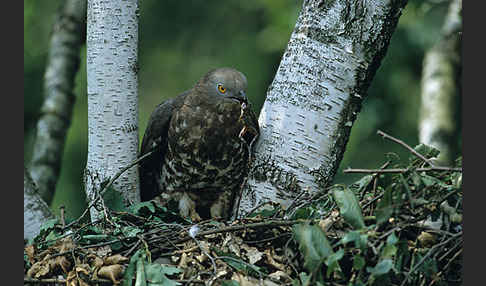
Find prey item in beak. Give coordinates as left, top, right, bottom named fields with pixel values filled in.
left=229, top=90, right=247, bottom=104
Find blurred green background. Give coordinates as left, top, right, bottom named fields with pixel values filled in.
left=24, top=0, right=461, bottom=219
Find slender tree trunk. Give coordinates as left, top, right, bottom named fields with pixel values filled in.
left=29, top=0, right=87, bottom=204
left=85, top=0, right=140, bottom=219
left=419, top=0, right=462, bottom=165
left=24, top=168, right=54, bottom=241
left=238, top=0, right=408, bottom=216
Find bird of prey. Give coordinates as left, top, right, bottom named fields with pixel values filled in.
left=139, top=67, right=259, bottom=221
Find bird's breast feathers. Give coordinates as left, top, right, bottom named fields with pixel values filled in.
left=161, top=97, right=249, bottom=191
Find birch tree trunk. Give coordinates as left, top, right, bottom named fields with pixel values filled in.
left=419, top=0, right=462, bottom=165
left=238, top=0, right=408, bottom=216
left=85, top=0, right=140, bottom=219
left=29, top=0, right=87, bottom=204
left=24, top=168, right=54, bottom=241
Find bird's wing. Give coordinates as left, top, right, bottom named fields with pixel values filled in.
left=139, top=91, right=188, bottom=201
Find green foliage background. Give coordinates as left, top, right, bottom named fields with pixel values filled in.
left=24, top=0, right=461, bottom=219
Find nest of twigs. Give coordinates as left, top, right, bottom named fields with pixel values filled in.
left=24, top=133, right=462, bottom=286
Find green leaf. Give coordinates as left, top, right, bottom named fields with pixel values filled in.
left=102, top=186, right=127, bottom=212
left=135, top=253, right=147, bottom=286
left=44, top=229, right=63, bottom=242
left=332, top=187, right=365, bottom=229
left=39, top=218, right=59, bottom=233
left=110, top=240, right=123, bottom=251
left=145, top=264, right=182, bottom=286
left=399, top=174, right=414, bottom=208
left=325, top=248, right=344, bottom=278
left=292, top=207, right=313, bottom=220
left=386, top=232, right=398, bottom=245
left=413, top=143, right=440, bottom=160
left=221, top=281, right=240, bottom=286
left=298, top=272, right=311, bottom=286
left=120, top=226, right=143, bottom=238
left=292, top=223, right=334, bottom=273
left=341, top=230, right=361, bottom=245
left=395, top=240, right=410, bottom=272
left=351, top=175, right=374, bottom=192
left=366, top=259, right=393, bottom=276
left=215, top=251, right=262, bottom=275
left=122, top=249, right=142, bottom=286
left=122, top=249, right=182, bottom=286
left=380, top=245, right=397, bottom=259
left=82, top=234, right=109, bottom=242
left=375, top=186, right=393, bottom=225
left=340, top=231, right=368, bottom=250
left=353, top=255, right=365, bottom=270
left=248, top=204, right=280, bottom=218
left=129, top=201, right=156, bottom=215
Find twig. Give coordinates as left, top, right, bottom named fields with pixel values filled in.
left=59, top=205, right=66, bottom=228
left=377, top=130, right=435, bottom=166
left=149, top=219, right=305, bottom=249
left=343, top=167, right=462, bottom=174
left=284, top=189, right=308, bottom=218
left=438, top=237, right=462, bottom=261
left=245, top=201, right=275, bottom=218
left=24, top=277, right=112, bottom=285
left=193, top=237, right=217, bottom=278
left=442, top=248, right=462, bottom=272
left=124, top=239, right=141, bottom=257
left=64, top=151, right=154, bottom=230
left=401, top=232, right=462, bottom=286
left=244, top=232, right=292, bottom=244
left=216, top=255, right=264, bottom=284
left=360, top=161, right=390, bottom=201
left=361, top=193, right=383, bottom=211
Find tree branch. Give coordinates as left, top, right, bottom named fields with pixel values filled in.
left=24, top=167, right=55, bottom=241
left=377, top=130, right=435, bottom=166
left=343, top=167, right=462, bottom=174
left=418, top=0, right=462, bottom=165
left=29, top=0, right=87, bottom=204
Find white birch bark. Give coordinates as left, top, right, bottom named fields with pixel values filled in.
left=85, top=0, right=140, bottom=219
left=24, top=168, right=54, bottom=241
left=419, top=0, right=461, bottom=165
left=238, top=0, right=407, bottom=216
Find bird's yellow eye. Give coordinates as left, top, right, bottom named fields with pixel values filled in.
left=217, top=84, right=226, bottom=94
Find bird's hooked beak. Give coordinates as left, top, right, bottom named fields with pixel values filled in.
left=229, top=90, right=248, bottom=104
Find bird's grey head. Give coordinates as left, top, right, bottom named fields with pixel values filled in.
left=195, top=67, right=248, bottom=103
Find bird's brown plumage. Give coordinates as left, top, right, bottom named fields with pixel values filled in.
left=139, top=68, right=259, bottom=220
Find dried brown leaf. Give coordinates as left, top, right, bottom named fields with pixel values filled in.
left=195, top=253, right=206, bottom=263
left=319, top=217, right=334, bottom=233
left=25, top=244, right=36, bottom=264
left=75, top=264, right=91, bottom=276
left=215, top=268, right=228, bottom=279
left=241, top=244, right=263, bottom=264
left=88, top=254, right=104, bottom=269
left=66, top=270, right=77, bottom=286
left=418, top=231, right=437, bottom=248
left=268, top=270, right=291, bottom=282
left=231, top=272, right=258, bottom=286
left=104, top=254, right=129, bottom=265
left=90, top=245, right=112, bottom=257
left=98, top=264, right=124, bottom=284
left=57, top=237, right=76, bottom=253
left=264, top=249, right=286, bottom=271
left=27, top=260, right=51, bottom=278
left=67, top=269, right=91, bottom=286
left=178, top=252, right=189, bottom=268
left=55, top=255, right=72, bottom=273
